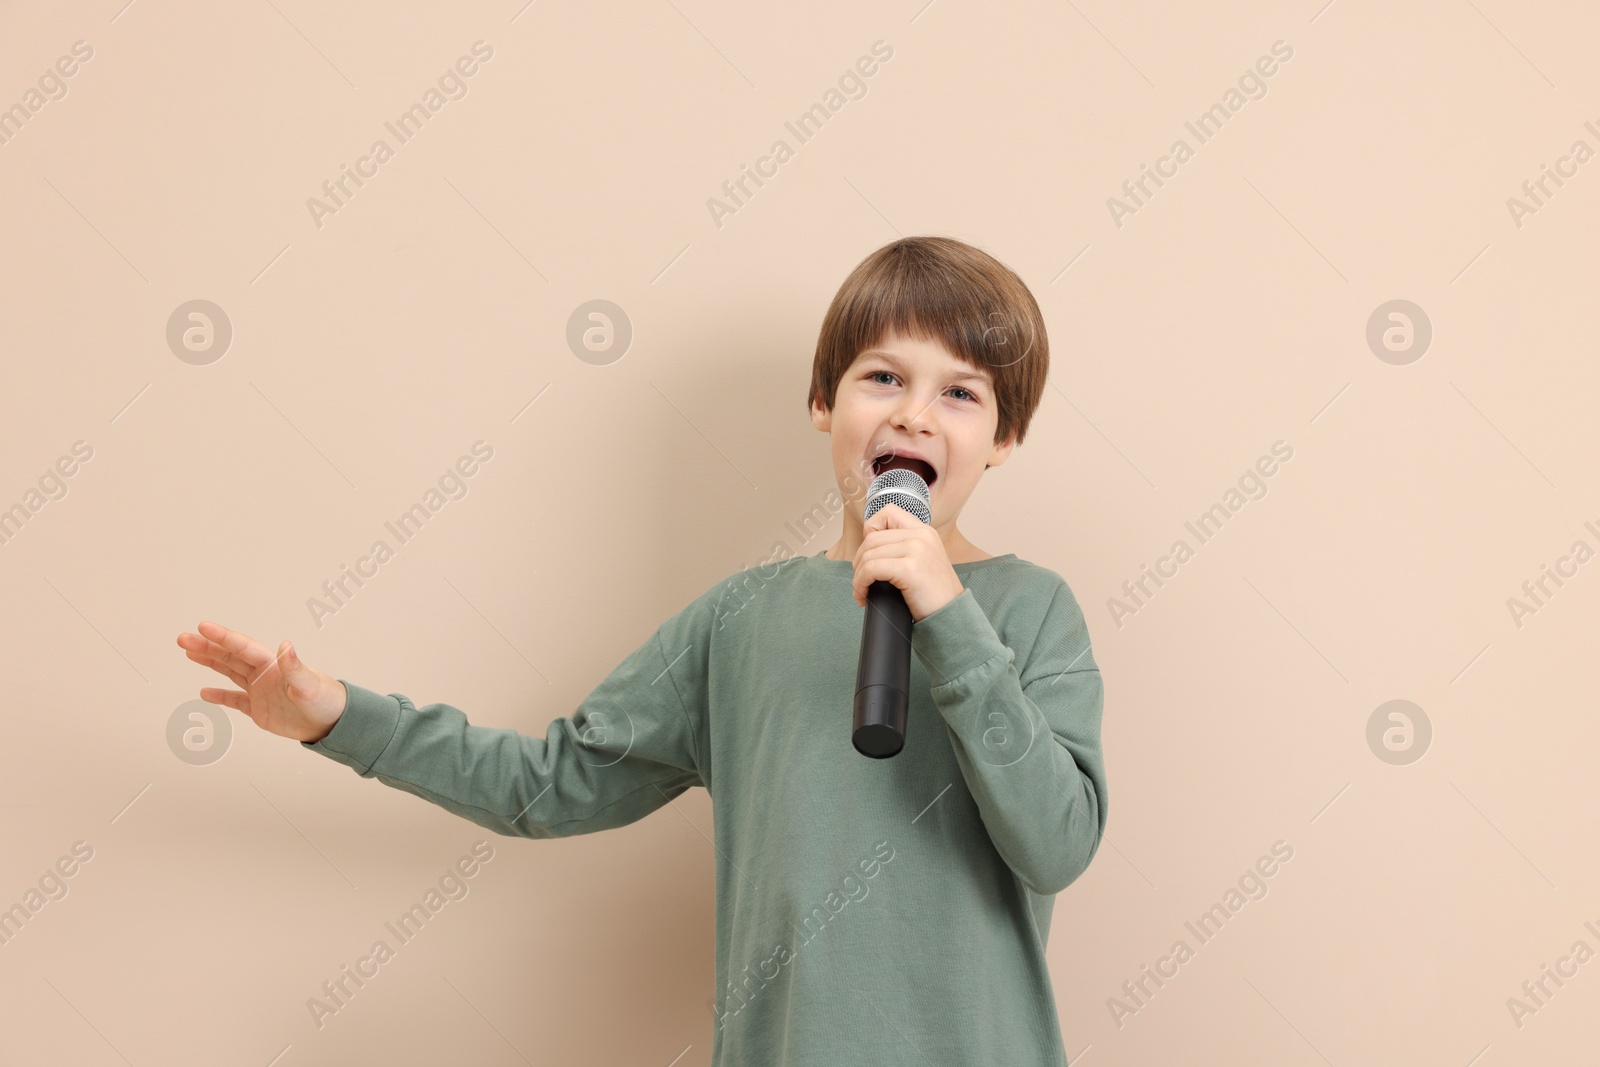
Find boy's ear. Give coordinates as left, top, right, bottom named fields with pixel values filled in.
left=985, top=431, right=1017, bottom=471
left=810, top=397, right=831, bottom=433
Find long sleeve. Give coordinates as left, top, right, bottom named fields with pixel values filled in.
left=910, top=576, right=1107, bottom=896
left=300, top=591, right=713, bottom=839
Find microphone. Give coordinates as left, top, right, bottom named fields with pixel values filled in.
left=851, top=466, right=932, bottom=759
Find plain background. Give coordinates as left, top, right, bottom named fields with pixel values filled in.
left=2, top=1, right=1596, bottom=1064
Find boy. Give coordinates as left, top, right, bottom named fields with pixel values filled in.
left=177, top=235, right=1107, bottom=1066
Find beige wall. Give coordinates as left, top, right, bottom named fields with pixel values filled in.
left=2, top=1, right=1596, bottom=1063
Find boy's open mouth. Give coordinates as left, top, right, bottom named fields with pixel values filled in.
left=870, top=450, right=937, bottom=486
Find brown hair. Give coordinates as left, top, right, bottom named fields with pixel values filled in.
left=807, top=236, right=1050, bottom=449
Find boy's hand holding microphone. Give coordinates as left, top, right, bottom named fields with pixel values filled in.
left=175, top=622, right=347, bottom=744
left=849, top=501, right=965, bottom=622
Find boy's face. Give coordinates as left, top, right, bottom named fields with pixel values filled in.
left=810, top=328, right=1016, bottom=526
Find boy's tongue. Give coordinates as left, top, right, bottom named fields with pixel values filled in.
left=874, top=455, right=935, bottom=484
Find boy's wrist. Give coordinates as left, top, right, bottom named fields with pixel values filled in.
left=305, top=680, right=347, bottom=744
left=302, top=681, right=404, bottom=776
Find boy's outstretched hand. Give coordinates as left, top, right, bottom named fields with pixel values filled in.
left=175, top=622, right=348, bottom=744
left=850, top=503, right=966, bottom=622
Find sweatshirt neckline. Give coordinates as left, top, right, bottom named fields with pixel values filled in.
left=807, top=549, right=1018, bottom=571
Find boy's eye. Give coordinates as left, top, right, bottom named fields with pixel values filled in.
left=866, top=370, right=978, bottom=403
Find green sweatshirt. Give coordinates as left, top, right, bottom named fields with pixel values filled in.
left=303, top=548, right=1107, bottom=1066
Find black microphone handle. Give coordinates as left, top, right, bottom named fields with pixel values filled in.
left=852, top=577, right=914, bottom=759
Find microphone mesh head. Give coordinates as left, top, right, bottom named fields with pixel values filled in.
left=864, top=467, right=931, bottom=524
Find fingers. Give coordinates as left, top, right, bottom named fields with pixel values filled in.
left=192, top=622, right=290, bottom=690
left=859, top=515, right=925, bottom=548
left=179, top=645, right=250, bottom=689
left=199, top=687, right=251, bottom=715
left=855, top=543, right=911, bottom=573
left=179, top=626, right=288, bottom=691
left=246, top=640, right=293, bottom=689
left=853, top=530, right=915, bottom=570
left=864, top=504, right=897, bottom=532
left=182, top=637, right=253, bottom=681
left=177, top=631, right=254, bottom=681
left=851, top=548, right=910, bottom=601
left=853, top=542, right=913, bottom=580
left=197, top=620, right=273, bottom=670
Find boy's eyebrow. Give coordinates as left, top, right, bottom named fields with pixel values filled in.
left=860, top=349, right=991, bottom=384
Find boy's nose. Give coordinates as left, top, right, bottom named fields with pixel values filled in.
left=890, top=395, right=939, bottom=429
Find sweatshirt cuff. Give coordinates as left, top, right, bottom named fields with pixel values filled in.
left=911, top=587, right=1012, bottom=687
left=301, top=680, right=402, bottom=775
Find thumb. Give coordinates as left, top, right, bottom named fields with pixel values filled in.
left=281, top=641, right=310, bottom=695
